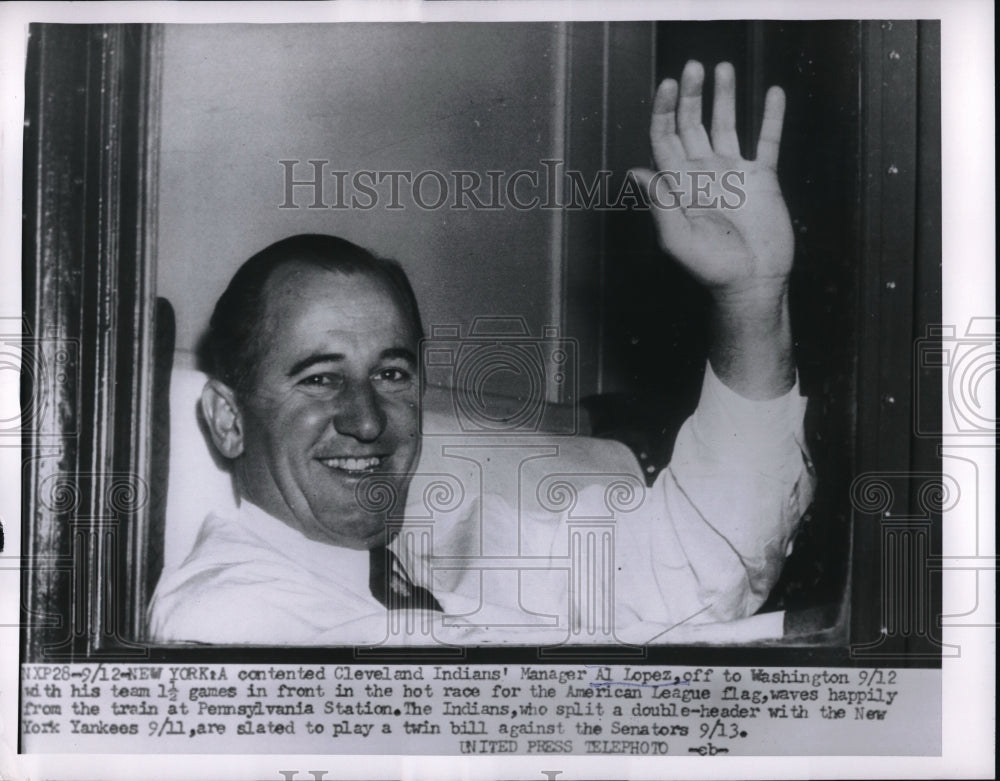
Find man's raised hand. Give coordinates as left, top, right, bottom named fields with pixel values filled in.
left=632, top=60, right=797, bottom=399
left=632, top=61, right=794, bottom=299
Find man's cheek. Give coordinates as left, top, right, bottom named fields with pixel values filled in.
left=395, top=423, right=421, bottom=458
left=284, top=399, right=336, bottom=435
left=390, top=395, right=420, bottom=433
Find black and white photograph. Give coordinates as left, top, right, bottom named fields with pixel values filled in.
left=0, top=1, right=994, bottom=779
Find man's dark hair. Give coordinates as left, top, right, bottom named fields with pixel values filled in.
left=198, top=234, right=423, bottom=397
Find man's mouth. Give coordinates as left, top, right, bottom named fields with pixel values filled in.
left=318, top=455, right=385, bottom=475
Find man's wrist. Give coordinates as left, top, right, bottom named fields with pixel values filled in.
left=707, top=274, right=794, bottom=400
left=709, top=276, right=789, bottom=322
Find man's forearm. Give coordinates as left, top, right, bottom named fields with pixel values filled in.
left=707, top=279, right=795, bottom=400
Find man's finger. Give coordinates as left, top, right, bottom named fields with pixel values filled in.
left=650, top=78, right=685, bottom=170
left=755, top=85, right=786, bottom=169
left=676, top=60, right=713, bottom=160
left=711, top=62, right=741, bottom=158
left=631, top=167, right=692, bottom=256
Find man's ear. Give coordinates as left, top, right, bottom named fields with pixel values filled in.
left=200, top=379, right=245, bottom=459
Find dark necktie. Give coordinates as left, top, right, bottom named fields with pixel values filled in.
left=369, top=545, right=443, bottom=613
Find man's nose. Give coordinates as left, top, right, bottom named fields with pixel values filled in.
left=332, top=381, right=387, bottom=442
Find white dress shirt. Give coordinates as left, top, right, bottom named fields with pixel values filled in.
left=148, top=364, right=814, bottom=645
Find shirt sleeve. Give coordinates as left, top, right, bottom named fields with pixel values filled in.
left=616, top=362, right=816, bottom=633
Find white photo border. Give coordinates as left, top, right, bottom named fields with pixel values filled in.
left=0, top=1, right=994, bottom=779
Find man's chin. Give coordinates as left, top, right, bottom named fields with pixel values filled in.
left=314, top=518, right=387, bottom=551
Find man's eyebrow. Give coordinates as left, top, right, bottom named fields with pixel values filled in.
left=285, top=348, right=416, bottom=378
left=379, top=347, right=417, bottom=364
left=286, top=352, right=345, bottom=378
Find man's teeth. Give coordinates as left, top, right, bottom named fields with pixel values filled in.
left=321, top=456, right=382, bottom=472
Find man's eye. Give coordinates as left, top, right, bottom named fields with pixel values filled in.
left=299, top=373, right=344, bottom=390
left=373, top=367, right=414, bottom=387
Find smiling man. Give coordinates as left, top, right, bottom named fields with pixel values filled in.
left=148, top=61, right=815, bottom=646
left=148, top=235, right=443, bottom=643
